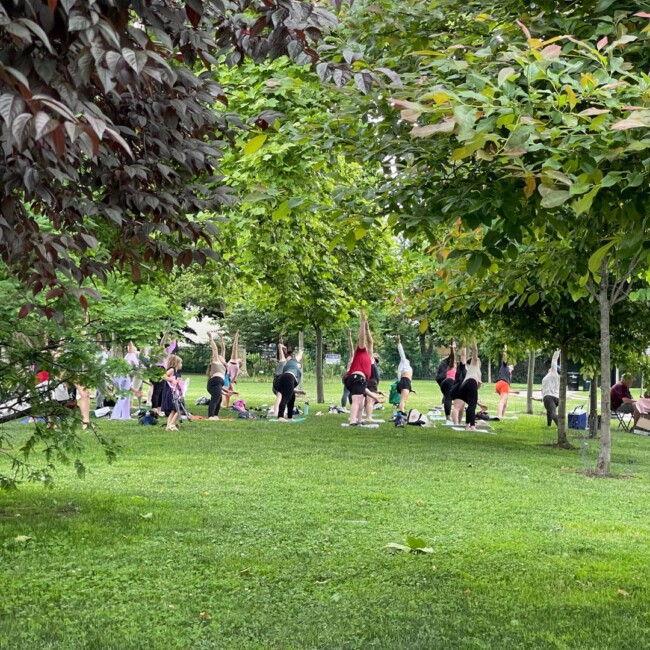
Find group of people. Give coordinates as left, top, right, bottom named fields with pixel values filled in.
left=70, top=319, right=614, bottom=433
left=98, top=335, right=185, bottom=431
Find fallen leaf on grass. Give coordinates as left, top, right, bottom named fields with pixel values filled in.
left=385, top=542, right=434, bottom=554
left=618, top=589, right=630, bottom=597
left=199, top=611, right=210, bottom=622
left=14, top=535, right=33, bottom=544
left=239, top=567, right=252, bottom=578
left=140, top=512, right=153, bottom=519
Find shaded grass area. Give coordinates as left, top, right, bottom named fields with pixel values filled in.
left=1, top=379, right=649, bottom=649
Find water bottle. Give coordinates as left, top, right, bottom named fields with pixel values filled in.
left=144, top=413, right=151, bottom=425
left=303, top=402, right=310, bottom=416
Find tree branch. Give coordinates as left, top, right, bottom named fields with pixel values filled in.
left=612, top=251, right=642, bottom=305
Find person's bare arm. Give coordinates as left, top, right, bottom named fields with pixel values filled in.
left=365, top=321, right=374, bottom=356
left=357, top=310, right=366, bottom=349
left=472, top=342, right=479, bottom=364
left=347, top=329, right=354, bottom=357
left=207, top=332, right=219, bottom=362
left=502, top=345, right=508, bottom=365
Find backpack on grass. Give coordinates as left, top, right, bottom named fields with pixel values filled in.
left=407, top=409, right=427, bottom=426
left=389, top=381, right=401, bottom=407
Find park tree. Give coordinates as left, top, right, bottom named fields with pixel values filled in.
left=320, top=0, right=650, bottom=474
left=206, top=58, right=398, bottom=403
left=0, top=0, right=340, bottom=307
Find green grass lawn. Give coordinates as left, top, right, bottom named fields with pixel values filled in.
left=1, top=377, right=649, bottom=649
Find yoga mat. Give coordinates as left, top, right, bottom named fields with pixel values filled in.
left=341, top=423, right=379, bottom=428
left=268, top=418, right=306, bottom=423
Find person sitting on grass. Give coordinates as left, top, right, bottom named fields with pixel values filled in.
left=611, top=372, right=640, bottom=430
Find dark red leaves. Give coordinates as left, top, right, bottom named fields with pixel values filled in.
left=18, top=303, right=33, bottom=319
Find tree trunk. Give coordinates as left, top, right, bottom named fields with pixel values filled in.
left=419, top=332, right=429, bottom=379
left=526, top=349, right=536, bottom=415
left=315, top=326, right=324, bottom=404
left=487, top=359, right=492, bottom=384
left=596, top=265, right=612, bottom=475
left=588, top=372, right=599, bottom=439
left=239, top=346, right=248, bottom=377
left=557, top=343, right=569, bottom=447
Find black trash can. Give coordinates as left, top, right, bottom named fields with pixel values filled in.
left=568, top=372, right=580, bottom=391
left=583, top=379, right=591, bottom=392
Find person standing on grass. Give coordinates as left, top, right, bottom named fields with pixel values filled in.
left=364, top=321, right=383, bottom=422
left=110, top=342, right=143, bottom=420
left=272, top=338, right=289, bottom=417
left=439, top=340, right=457, bottom=421
left=454, top=342, right=481, bottom=431
left=344, top=311, right=373, bottom=426
left=276, top=347, right=303, bottom=422
left=151, top=333, right=176, bottom=415
left=273, top=337, right=287, bottom=396
left=226, top=330, right=241, bottom=388
left=206, top=331, right=227, bottom=421
left=396, top=334, right=413, bottom=416
left=541, top=350, right=560, bottom=427
left=161, top=354, right=183, bottom=431
left=340, top=329, right=354, bottom=411
left=222, top=331, right=241, bottom=409
left=495, top=345, right=515, bottom=418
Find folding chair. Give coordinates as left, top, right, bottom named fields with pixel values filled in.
left=614, top=409, right=632, bottom=431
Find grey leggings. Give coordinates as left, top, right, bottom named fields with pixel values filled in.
left=543, top=395, right=559, bottom=426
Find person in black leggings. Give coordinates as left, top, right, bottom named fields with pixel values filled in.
left=206, top=331, right=227, bottom=420
left=277, top=348, right=303, bottom=421
left=456, top=342, right=481, bottom=430
left=439, top=341, right=456, bottom=421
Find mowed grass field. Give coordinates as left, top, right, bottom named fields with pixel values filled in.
left=1, top=377, right=650, bottom=649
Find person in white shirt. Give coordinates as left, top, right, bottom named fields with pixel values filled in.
left=541, top=350, right=560, bottom=427
left=396, top=335, right=413, bottom=415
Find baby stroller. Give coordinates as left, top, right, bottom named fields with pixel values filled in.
left=172, top=380, right=193, bottom=423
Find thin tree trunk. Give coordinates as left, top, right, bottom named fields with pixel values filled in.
left=239, top=346, right=247, bottom=377
left=526, top=349, right=535, bottom=415
left=427, top=336, right=435, bottom=379
left=557, top=343, right=568, bottom=447
left=419, top=332, right=429, bottom=379
left=487, top=359, right=492, bottom=384
left=596, top=263, right=612, bottom=475
left=589, top=372, right=599, bottom=439
left=315, top=326, right=324, bottom=404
